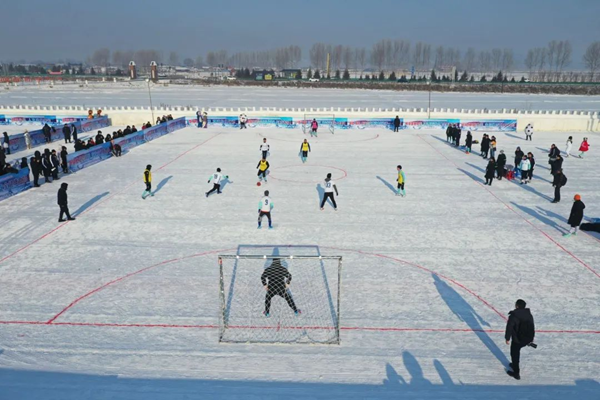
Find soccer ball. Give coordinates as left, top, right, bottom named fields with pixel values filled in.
left=257, top=182, right=261, bottom=186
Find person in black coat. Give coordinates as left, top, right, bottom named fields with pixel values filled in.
left=62, top=124, right=71, bottom=143
left=95, top=131, right=105, bottom=144
left=465, top=131, right=473, bottom=154
left=445, top=125, right=452, bottom=142
left=480, top=134, right=490, bottom=158
left=57, top=182, right=75, bottom=222
left=551, top=169, right=567, bottom=203
left=60, top=146, right=69, bottom=173
left=393, top=116, right=401, bottom=132
left=564, top=195, right=585, bottom=237
left=260, top=258, right=299, bottom=317
left=550, top=155, right=563, bottom=176
left=514, top=147, right=524, bottom=178
left=505, top=299, right=535, bottom=380
left=2, top=132, right=10, bottom=154
left=455, top=126, right=462, bottom=147
left=484, top=157, right=496, bottom=186
left=496, top=150, right=507, bottom=180
left=50, top=149, right=60, bottom=180
left=42, top=123, right=52, bottom=143
left=41, top=149, right=52, bottom=183
left=30, top=153, right=41, bottom=187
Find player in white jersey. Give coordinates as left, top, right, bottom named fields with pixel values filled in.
left=320, top=173, right=339, bottom=211
left=260, top=138, right=270, bottom=159
left=258, top=190, right=274, bottom=229
left=206, top=168, right=228, bottom=197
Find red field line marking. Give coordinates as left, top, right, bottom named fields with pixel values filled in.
left=418, top=134, right=600, bottom=280
left=46, top=248, right=231, bottom=324
left=1, top=320, right=598, bottom=335
left=269, top=164, right=348, bottom=184
left=0, top=133, right=221, bottom=266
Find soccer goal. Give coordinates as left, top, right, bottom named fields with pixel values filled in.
left=218, top=254, right=342, bottom=344
left=302, top=114, right=336, bottom=134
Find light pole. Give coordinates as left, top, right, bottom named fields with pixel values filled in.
left=146, top=79, right=154, bottom=123
left=427, top=80, right=431, bottom=119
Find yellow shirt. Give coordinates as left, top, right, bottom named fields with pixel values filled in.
left=144, top=169, right=152, bottom=183
left=259, top=161, right=268, bottom=171
left=302, top=142, right=309, bottom=151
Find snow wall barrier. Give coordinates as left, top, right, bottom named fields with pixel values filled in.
left=0, top=168, right=32, bottom=201
left=184, top=115, right=517, bottom=132
left=1, top=116, right=110, bottom=153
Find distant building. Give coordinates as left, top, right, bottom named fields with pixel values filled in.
left=281, top=69, right=301, bottom=79
left=252, top=70, right=275, bottom=81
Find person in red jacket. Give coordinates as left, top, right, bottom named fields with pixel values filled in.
left=578, top=137, right=590, bottom=158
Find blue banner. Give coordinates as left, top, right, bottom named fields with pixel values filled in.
left=0, top=168, right=32, bottom=201
left=459, top=120, right=517, bottom=132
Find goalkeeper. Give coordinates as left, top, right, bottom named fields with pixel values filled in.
left=261, top=258, right=300, bottom=317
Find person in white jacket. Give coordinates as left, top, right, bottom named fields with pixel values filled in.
left=519, top=155, right=531, bottom=185
left=565, top=136, right=573, bottom=157
left=24, top=130, right=32, bottom=149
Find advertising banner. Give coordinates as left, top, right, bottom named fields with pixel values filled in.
left=403, top=119, right=460, bottom=130
left=67, top=142, right=112, bottom=172
left=0, top=168, right=32, bottom=201
left=459, top=119, right=517, bottom=132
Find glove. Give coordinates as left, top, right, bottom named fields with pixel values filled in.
left=207, top=180, right=210, bottom=183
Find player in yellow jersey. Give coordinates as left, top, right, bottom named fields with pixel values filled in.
left=142, top=164, right=153, bottom=199
left=300, top=139, right=311, bottom=163
left=396, top=165, right=406, bottom=197
left=256, top=158, right=270, bottom=183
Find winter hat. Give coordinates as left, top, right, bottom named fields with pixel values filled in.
left=500, top=150, right=504, bottom=154
left=146, top=164, right=152, bottom=170
left=264, top=190, right=269, bottom=196
left=574, top=194, right=581, bottom=201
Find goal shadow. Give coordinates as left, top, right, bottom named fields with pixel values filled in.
left=220, top=244, right=341, bottom=344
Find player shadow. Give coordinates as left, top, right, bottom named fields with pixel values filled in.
left=72, top=191, right=109, bottom=216
left=432, top=273, right=509, bottom=368
left=504, top=133, right=524, bottom=141
left=457, top=168, right=486, bottom=184
left=316, top=184, right=334, bottom=208
left=383, top=353, right=439, bottom=387
left=219, top=176, right=232, bottom=191
left=510, top=202, right=568, bottom=234
left=466, top=162, right=553, bottom=201
left=376, top=176, right=397, bottom=195
left=430, top=135, right=458, bottom=147
left=153, top=176, right=173, bottom=195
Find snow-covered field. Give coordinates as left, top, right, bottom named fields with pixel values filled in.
left=1, top=82, right=600, bottom=111
left=0, top=125, right=598, bottom=399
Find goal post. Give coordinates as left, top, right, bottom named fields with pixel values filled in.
left=218, top=254, right=342, bottom=344
left=302, top=114, right=336, bottom=134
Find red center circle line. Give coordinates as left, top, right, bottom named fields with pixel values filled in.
left=268, top=165, right=348, bottom=184
left=46, top=246, right=505, bottom=325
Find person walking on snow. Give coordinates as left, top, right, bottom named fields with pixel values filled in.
left=565, top=136, right=573, bottom=157
left=260, top=138, right=270, bottom=159
left=300, top=139, right=311, bottom=163
left=57, top=182, right=75, bottom=222
left=142, top=165, right=154, bottom=199
left=257, top=190, right=274, bottom=229
left=551, top=169, right=567, bottom=203
left=261, top=258, right=299, bottom=317
left=465, top=131, right=473, bottom=154
left=320, top=173, right=339, bottom=211
left=496, top=150, right=507, bottom=180
left=563, top=194, right=585, bottom=237
left=310, top=119, right=318, bottom=137
left=485, top=157, right=496, bottom=186
left=505, top=299, right=535, bottom=380
left=62, top=124, right=71, bottom=143
left=578, top=137, right=589, bottom=158
left=206, top=168, right=227, bottom=197
left=519, top=155, right=531, bottom=185
left=393, top=116, right=401, bottom=132
left=396, top=165, right=406, bottom=196
left=256, top=158, right=270, bottom=183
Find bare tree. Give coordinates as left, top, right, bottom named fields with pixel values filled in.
left=463, top=47, right=476, bottom=72
left=501, top=48, right=514, bottom=72
left=412, top=42, right=423, bottom=68
left=355, top=48, right=367, bottom=72
left=195, top=55, right=204, bottom=68
left=310, top=43, right=326, bottom=69
left=556, top=40, right=572, bottom=72
left=183, top=58, right=194, bottom=68
left=478, top=51, right=491, bottom=72
left=583, top=41, right=600, bottom=81
left=524, top=49, right=536, bottom=76
left=91, top=48, right=110, bottom=67
left=491, top=48, right=502, bottom=71
left=422, top=44, right=431, bottom=69
left=434, top=46, right=445, bottom=68
left=342, top=46, right=353, bottom=71
left=169, top=51, right=179, bottom=66
left=371, top=40, right=386, bottom=71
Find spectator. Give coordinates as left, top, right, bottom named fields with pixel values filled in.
left=131, top=125, right=138, bottom=133
left=490, top=136, right=497, bottom=159
left=71, top=124, right=78, bottom=142
left=527, top=152, right=535, bottom=182
left=202, top=112, right=208, bottom=128
left=496, top=150, right=507, bottom=180
left=564, top=194, right=585, bottom=237
left=74, top=139, right=85, bottom=152
left=196, top=110, right=202, bottom=128
left=50, top=149, right=60, bottom=180
left=30, top=151, right=42, bottom=187
left=60, top=146, right=69, bottom=174
left=87, top=138, right=95, bottom=148
left=42, top=123, right=52, bottom=143
left=123, top=126, right=132, bottom=135
left=20, top=157, right=28, bottom=169
left=2, top=132, right=10, bottom=155
left=551, top=169, right=567, bottom=203
left=24, top=129, right=32, bottom=149
left=42, top=149, right=52, bottom=183
left=95, top=131, right=105, bottom=144
left=105, top=134, right=112, bottom=142
left=1, top=162, right=18, bottom=175
left=62, top=124, right=71, bottom=143
left=550, top=154, right=563, bottom=176
left=393, top=116, right=400, bottom=132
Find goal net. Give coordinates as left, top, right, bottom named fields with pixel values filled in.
left=302, top=114, right=336, bottom=134
left=218, top=254, right=342, bottom=344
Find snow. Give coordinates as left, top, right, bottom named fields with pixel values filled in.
left=0, top=124, right=598, bottom=399
left=1, top=82, right=600, bottom=111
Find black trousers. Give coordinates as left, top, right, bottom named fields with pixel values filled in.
left=554, top=185, right=561, bottom=202
left=265, top=288, right=297, bottom=314
left=43, top=168, right=51, bottom=182
left=257, top=170, right=267, bottom=179
left=258, top=211, right=271, bottom=226
left=262, top=150, right=268, bottom=159
left=485, top=176, right=493, bottom=185
left=510, top=341, right=528, bottom=374
left=51, top=168, right=59, bottom=180
left=59, top=204, right=72, bottom=220
left=207, top=183, right=220, bottom=195
left=145, top=182, right=152, bottom=192
left=32, top=171, right=40, bottom=186
left=394, top=126, right=399, bottom=132
left=321, top=192, right=337, bottom=209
